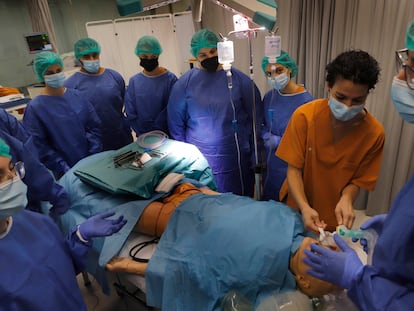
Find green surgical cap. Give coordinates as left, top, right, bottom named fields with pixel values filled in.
left=33, top=51, right=64, bottom=82
left=190, top=29, right=219, bottom=58
left=261, top=50, right=298, bottom=78
left=406, top=19, right=414, bottom=51
left=74, top=38, right=101, bottom=60
left=135, top=35, right=163, bottom=56
left=0, top=139, right=11, bottom=159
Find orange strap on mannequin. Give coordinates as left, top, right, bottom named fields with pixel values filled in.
left=137, top=183, right=202, bottom=236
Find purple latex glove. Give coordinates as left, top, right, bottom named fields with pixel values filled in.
left=79, top=211, right=127, bottom=241
left=263, top=132, right=281, bottom=150
left=303, top=234, right=363, bottom=289
left=352, top=214, right=387, bottom=252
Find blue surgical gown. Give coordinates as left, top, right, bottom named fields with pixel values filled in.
left=347, top=173, right=414, bottom=310
left=0, top=210, right=89, bottom=311
left=23, top=88, right=102, bottom=179
left=261, top=89, right=313, bottom=201
left=65, top=69, right=133, bottom=150
left=0, top=132, right=69, bottom=216
left=0, top=108, right=68, bottom=217
left=167, top=68, right=262, bottom=196
left=0, top=108, right=29, bottom=143
left=124, top=70, right=177, bottom=136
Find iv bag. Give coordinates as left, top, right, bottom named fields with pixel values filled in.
left=218, top=40, right=234, bottom=69
left=265, top=35, right=281, bottom=62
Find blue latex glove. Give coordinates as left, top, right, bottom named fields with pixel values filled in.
left=352, top=214, right=387, bottom=253
left=79, top=211, right=127, bottom=241
left=303, top=234, right=363, bottom=289
left=263, top=132, right=281, bottom=150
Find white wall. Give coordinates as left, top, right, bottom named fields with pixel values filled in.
left=86, top=11, right=195, bottom=84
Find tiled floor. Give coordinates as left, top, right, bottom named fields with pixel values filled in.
left=79, top=210, right=371, bottom=311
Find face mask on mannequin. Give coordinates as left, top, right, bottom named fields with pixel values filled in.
left=0, top=177, right=28, bottom=218
left=328, top=96, right=365, bottom=121
left=82, top=59, right=100, bottom=73
left=391, top=77, right=414, bottom=123
left=44, top=72, right=66, bottom=88
left=140, top=58, right=159, bottom=72
left=200, top=56, right=219, bottom=73
left=268, top=72, right=290, bottom=91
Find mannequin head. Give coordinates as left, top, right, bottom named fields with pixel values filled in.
left=290, top=237, right=339, bottom=297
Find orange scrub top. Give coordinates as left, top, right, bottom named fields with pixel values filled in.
left=276, top=98, right=385, bottom=230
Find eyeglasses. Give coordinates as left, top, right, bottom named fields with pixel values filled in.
left=395, top=48, right=414, bottom=90
left=0, top=161, right=25, bottom=191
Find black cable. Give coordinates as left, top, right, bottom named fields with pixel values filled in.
left=129, top=237, right=159, bottom=263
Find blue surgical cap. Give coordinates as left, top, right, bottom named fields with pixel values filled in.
left=33, top=51, right=64, bottom=82
left=74, top=38, right=101, bottom=60
left=406, top=19, right=414, bottom=51
left=135, top=35, right=163, bottom=56
left=0, top=139, right=11, bottom=159
left=190, top=29, right=219, bottom=58
left=261, top=50, right=298, bottom=78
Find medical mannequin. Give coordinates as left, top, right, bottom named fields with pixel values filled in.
left=106, top=183, right=337, bottom=299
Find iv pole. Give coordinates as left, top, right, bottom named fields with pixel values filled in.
left=227, top=27, right=266, bottom=200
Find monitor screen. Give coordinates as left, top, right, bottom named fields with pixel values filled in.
left=24, top=32, right=53, bottom=54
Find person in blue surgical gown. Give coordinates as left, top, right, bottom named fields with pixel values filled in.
left=0, top=138, right=127, bottom=311
left=23, top=51, right=102, bottom=179
left=0, top=108, right=69, bottom=218
left=303, top=19, right=414, bottom=311
left=65, top=37, right=133, bottom=150
left=261, top=51, right=313, bottom=201
left=124, top=35, right=177, bottom=136
left=168, top=29, right=261, bottom=196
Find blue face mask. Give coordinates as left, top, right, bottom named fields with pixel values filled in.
left=82, top=59, right=100, bottom=73
left=44, top=72, right=66, bottom=88
left=0, top=177, right=27, bottom=218
left=328, top=96, right=365, bottom=121
left=267, top=73, right=289, bottom=91
left=391, top=77, right=414, bottom=123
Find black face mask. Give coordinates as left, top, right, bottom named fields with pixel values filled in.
left=140, top=58, right=159, bottom=72
left=201, top=56, right=219, bottom=73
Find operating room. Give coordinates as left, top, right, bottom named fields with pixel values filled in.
left=0, top=0, right=414, bottom=310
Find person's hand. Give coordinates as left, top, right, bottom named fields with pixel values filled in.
left=352, top=214, right=386, bottom=252
left=334, top=197, right=355, bottom=229
left=79, top=211, right=127, bottom=241
left=301, top=206, right=326, bottom=233
left=303, top=233, right=363, bottom=289
left=49, top=195, right=70, bottom=221
left=263, top=132, right=281, bottom=151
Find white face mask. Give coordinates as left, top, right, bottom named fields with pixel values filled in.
left=391, top=77, right=414, bottom=123
left=328, top=96, right=365, bottom=121
left=267, top=72, right=290, bottom=91
left=0, top=177, right=28, bottom=218
left=82, top=59, right=100, bottom=73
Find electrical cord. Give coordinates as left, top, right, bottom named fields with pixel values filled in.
left=129, top=237, right=159, bottom=263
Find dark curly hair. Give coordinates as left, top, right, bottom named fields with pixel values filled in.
left=325, top=50, right=380, bottom=90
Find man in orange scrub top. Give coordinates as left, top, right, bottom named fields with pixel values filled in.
left=276, top=50, right=385, bottom=233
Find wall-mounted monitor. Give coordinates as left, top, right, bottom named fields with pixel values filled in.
left=24, top=32, right=53, bottom=54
